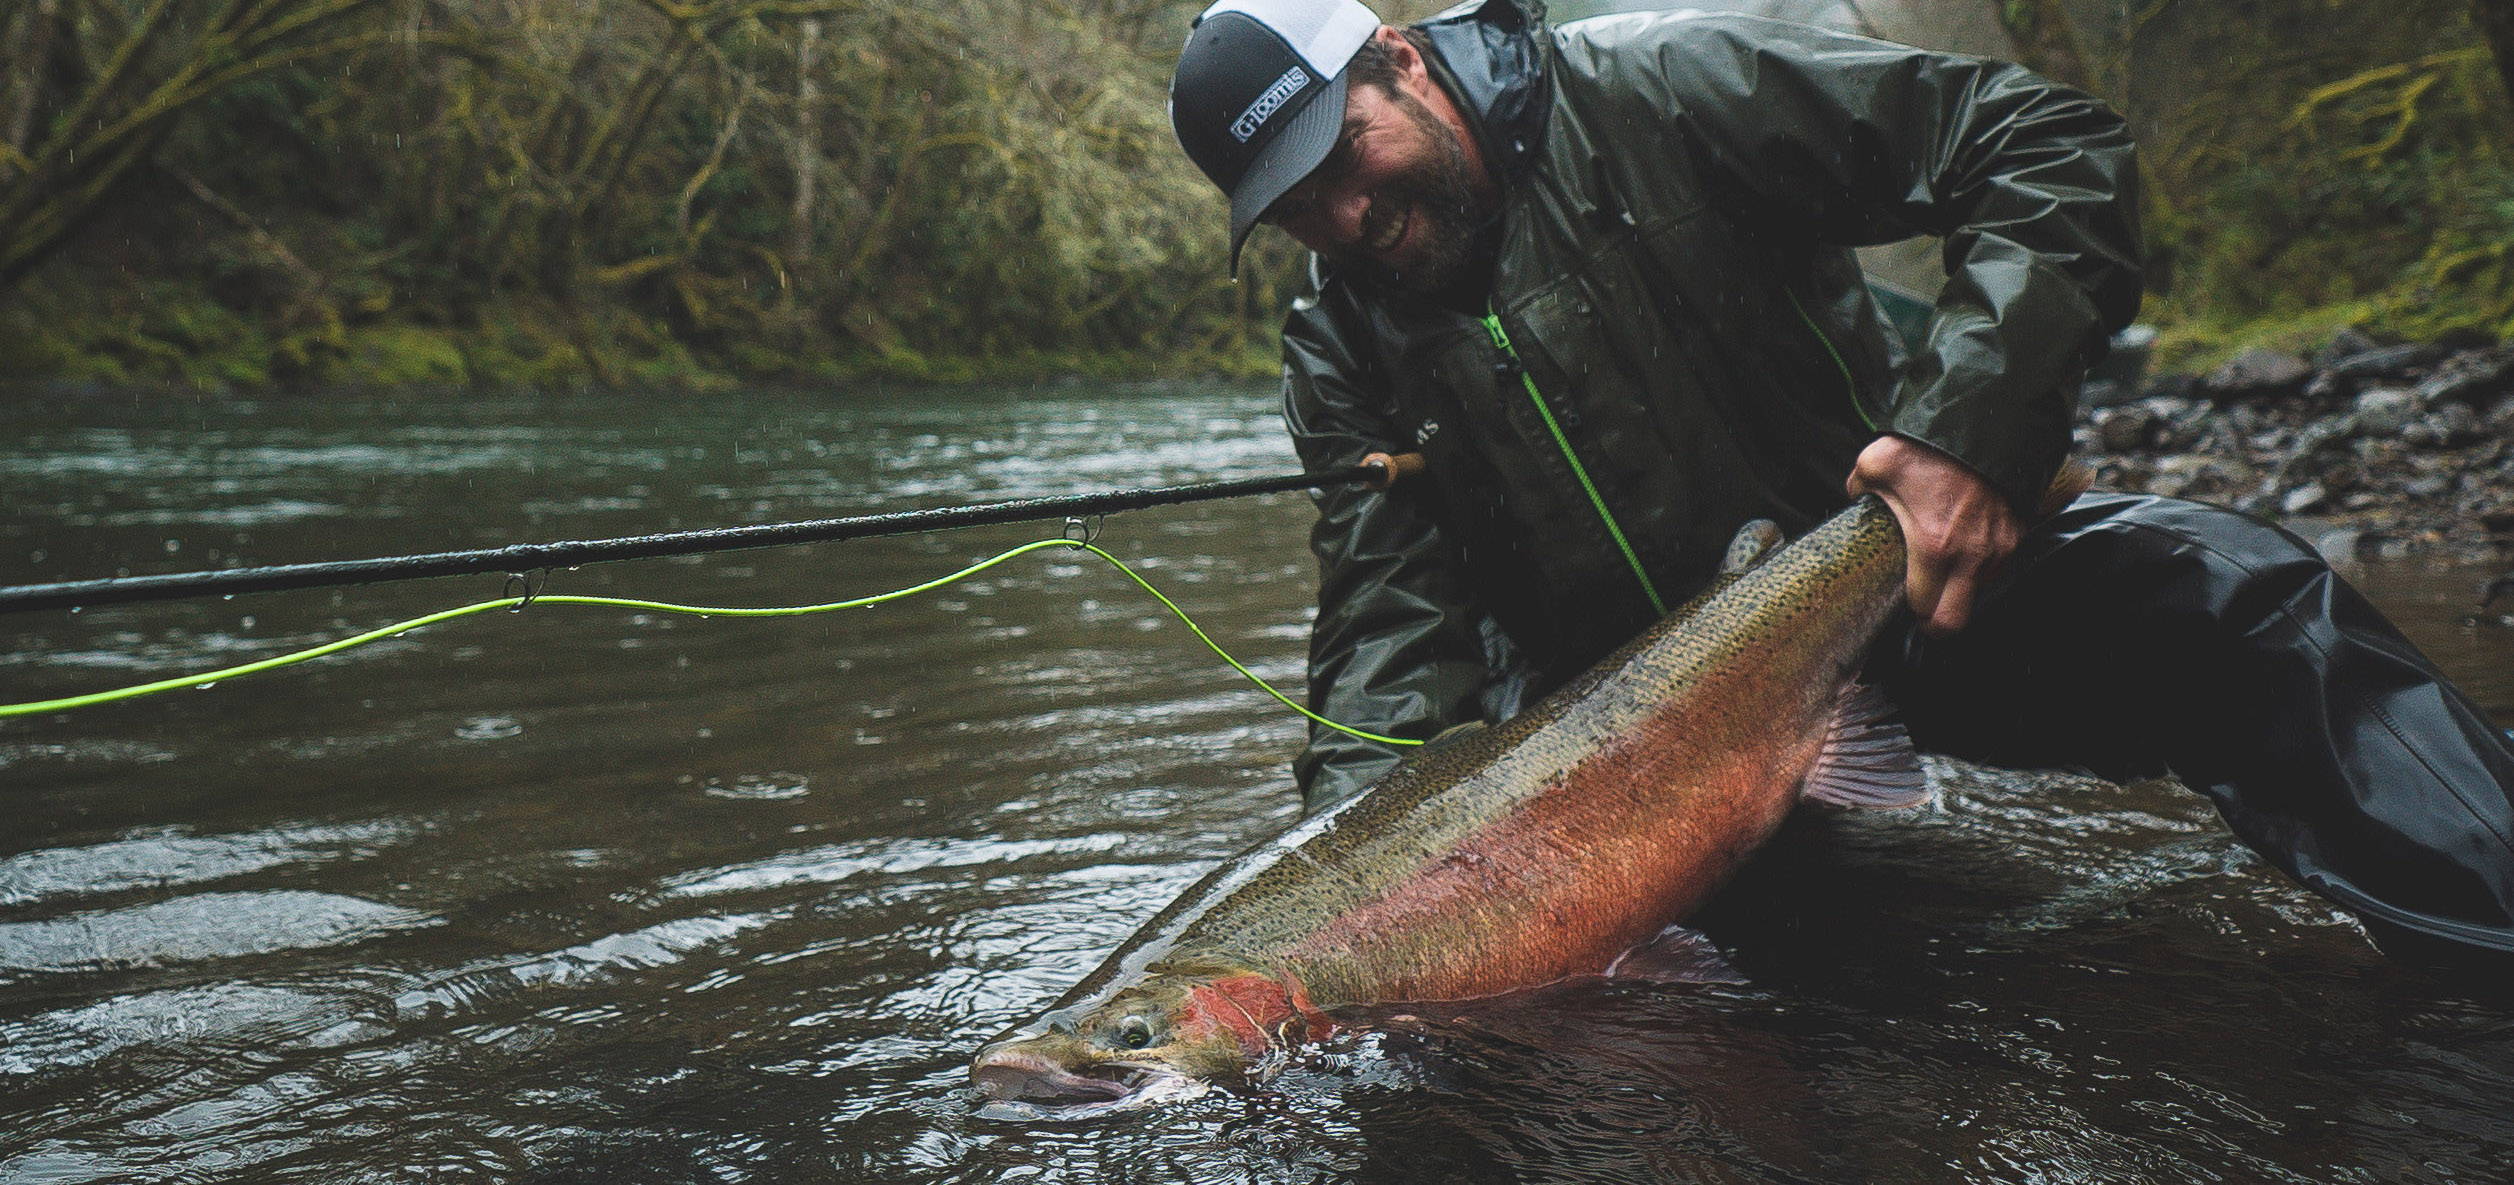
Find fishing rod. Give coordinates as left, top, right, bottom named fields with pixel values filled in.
left=0, top=452, right=1425, bottom=616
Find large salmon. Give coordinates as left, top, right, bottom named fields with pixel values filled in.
left=971, top=496, right=1923, bottom=1116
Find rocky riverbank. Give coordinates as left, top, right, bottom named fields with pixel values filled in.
left=2077, top=330, right=2514, bottom=561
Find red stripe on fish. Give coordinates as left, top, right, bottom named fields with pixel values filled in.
left=1178, top=972, right=1339, bottom=1056
left=1282, top=709, right=1825, bottom=1001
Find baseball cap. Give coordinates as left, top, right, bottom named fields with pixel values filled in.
left=1169, top=0, right=1382, bottom=273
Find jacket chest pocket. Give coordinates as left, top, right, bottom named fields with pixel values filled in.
left=1507, top=221, right=1729, bottom=490
left=1401, top=334, right=1508, bottom=484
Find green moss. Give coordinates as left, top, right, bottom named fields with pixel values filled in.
left=2151, top=305, right=2375, bottom=374
left=0, top=286, right=1273, bottom=395
left=0, top=312, right=83, bottom=378
left=725, top=339, right=801, bottom=379
left=456, top=304, right=595, bottom=390
left=331, top=325, right=471, bottom=387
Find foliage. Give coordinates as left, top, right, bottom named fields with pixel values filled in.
left=0, top=0, right=1297, bottom=388
left=2149, top=44, right=2514, bottom=363
left=2010, top=0, right=2514, bottom=365
left=5, top=0, right=2510, bottom=389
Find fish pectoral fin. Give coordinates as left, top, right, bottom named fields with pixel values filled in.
left=1720, top=518, right=1786, bottom=575
left=1604, top=924, right=1747, bottom=985
left=1802, top=682, right=1930, bottom=809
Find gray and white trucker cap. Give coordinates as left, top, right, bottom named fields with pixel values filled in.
left=1168, top=0, right=1382, bottom=272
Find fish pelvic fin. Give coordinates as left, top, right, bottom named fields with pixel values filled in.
left=1720, top=518, right=1786, bottom=575
left=1605, top=924, right=1748, bottom=985
left=1802, top=682, right=1929, bottom=809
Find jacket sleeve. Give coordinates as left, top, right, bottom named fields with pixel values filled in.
left=1281, top=294, right=1491, bottom=810
left=1609, top=13, right=2143, bottom=512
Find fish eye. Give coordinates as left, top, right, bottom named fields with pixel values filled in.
left=1116, top=1015, right=1155, bottom=1050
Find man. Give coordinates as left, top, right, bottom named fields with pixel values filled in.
left=1167, top=0, right=2514, bottom=963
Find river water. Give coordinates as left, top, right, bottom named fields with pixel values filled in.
left=3, top=382, right=2511, bottom=1183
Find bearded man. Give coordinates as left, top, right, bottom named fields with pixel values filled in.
left=1167, top=0, right=2514, bottom=964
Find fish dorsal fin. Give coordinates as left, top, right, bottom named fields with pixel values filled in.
left=1804, top=683, right=1928, bottom=808
left=1720, top=518, right=1785, bottom=575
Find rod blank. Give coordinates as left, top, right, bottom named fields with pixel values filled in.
left=2, top=460, right=1412, bottom=615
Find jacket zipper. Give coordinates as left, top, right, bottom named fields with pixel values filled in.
left=1481, top=306, right=1669, bottom=616
left=1786, top=289, right=1881, bottom=433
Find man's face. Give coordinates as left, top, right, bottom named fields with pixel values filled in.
left=1262, top=77, right=1493, bottom=294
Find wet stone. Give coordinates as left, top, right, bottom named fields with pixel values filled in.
left=2302, top=370, right=2352, bottom=403
left=2350, top=388, right=2420, bottom=437
left=2146, top=455, right=2237, bottom=500
left=2079, top=378, right=2137, bottom=409
left=2414, top=346, right=2514, bottom=405
left=2092, top=405, right=2157, bottom=452
left=2313, top=326, right=2385, bottom=365
left=2432, top=403, right=2481, bottom=444
left=2203, top=348, right=2312, bottom=398
left=2328, top=342, right=2445, bottom=381
left=2403, top=474, right=2451, bottom=500
left=2086, top=334, right=2514, bottom=559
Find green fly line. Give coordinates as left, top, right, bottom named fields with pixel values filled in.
left=0, top=539, right=1423, bottom=747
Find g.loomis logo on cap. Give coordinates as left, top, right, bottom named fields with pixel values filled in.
left=1230, top=66, right=1310, bottom=142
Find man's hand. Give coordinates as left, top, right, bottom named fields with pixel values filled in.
left=1845, top=435, right=2020, bottom=636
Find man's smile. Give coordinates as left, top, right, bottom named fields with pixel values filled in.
left=1364, top=202, right=1410, bottom=257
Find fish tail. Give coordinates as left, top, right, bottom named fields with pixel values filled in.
left=2038, top=460, right=2095, bottom=519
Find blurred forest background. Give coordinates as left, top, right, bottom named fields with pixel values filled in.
left=0, top=0, right=2508, bottom=391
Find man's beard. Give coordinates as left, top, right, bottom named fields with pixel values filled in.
left=1335, top=90, right=1492, bottom=296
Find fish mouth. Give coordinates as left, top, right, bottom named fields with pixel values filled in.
left=968, top=1047, right=1204, bottom=1123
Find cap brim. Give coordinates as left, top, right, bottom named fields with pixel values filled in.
left=1226, top=69, right=1349, bottom=276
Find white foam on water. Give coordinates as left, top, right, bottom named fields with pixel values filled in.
left=656, top=834, right=1128, bottom=900
left=0, top=821, right=408, bottom=907
left=0, top=890, right=435, bottom=974
left=389, top=911, right=778, bottom=1018
left=0, top=981, right=358, bottom=1075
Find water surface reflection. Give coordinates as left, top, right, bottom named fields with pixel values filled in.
left=3, top=383, right=2511, bottom=1182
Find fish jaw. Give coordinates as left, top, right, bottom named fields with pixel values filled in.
left=968, top=970, right=1305, bottom=1119
left=967, top=1039, right=1206, bottom=1122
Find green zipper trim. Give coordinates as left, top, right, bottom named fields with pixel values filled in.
left=1787, top=288, right=1880, bottom=433
left=1482, top=308, right=1669, bottom=616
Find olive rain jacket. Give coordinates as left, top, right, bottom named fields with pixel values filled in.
left=1285, top=0, right=2142, bottom=807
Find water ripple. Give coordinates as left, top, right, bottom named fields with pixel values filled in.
left=0, top=821, right=408, bottom=908
left=0, top=890, right=435, bottom=976
left=657, top=834, right=1132, bottom=901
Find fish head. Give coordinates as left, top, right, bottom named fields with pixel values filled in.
left=969, top=968, right=1318, bottom=1120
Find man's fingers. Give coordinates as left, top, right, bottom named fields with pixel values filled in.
left=1867, top=485, right=1942, bottom=626
left=1845, top=434, right=2020, bottom=636
left=1904, top=565, right=1944, bottom=631
left=1924, top=567, right=1979, bottom=635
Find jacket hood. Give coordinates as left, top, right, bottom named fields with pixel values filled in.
left=1307, top=0, right=1551, bottom=296
left=1414, top=0, right=1553, bottom=185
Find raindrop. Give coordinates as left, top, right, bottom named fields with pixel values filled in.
left=196, top=681, right=218, bottom=691
left=704, top=772, right=810, bottom=801
left=456, top=716, right=522, bottom=741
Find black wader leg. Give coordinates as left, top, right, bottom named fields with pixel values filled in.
left=1877, top=493, right=2514, bottom=963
